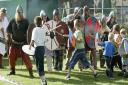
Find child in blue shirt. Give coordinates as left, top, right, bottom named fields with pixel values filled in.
left=98, top=33, right=115, bottom=79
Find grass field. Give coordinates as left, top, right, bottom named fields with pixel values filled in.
left=0, top=57, right=128, bottom=85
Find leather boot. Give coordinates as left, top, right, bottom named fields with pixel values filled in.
left=8, top=68, right=15, bottom=75
left=28, top=69, right=34, bottom=79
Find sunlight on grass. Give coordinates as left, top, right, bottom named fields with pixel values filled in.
left=0, top=58, right=128, bottom=85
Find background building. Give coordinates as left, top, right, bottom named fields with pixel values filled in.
left=0, top=0, right=58, bottom=22
left=0, top=0, right=127, bottom=24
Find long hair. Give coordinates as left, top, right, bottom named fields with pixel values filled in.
left=15, top=12, right=24, bottom=22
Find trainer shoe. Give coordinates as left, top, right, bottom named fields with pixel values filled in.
left=41, top=80, right=47, bottom=85
left=66, top=75, right=71, bottom=80
left=93, top=73, right=98, bottom=78
left=109, top=77, right=114, bottom=80
left=7, top=71, right=15, bottom=75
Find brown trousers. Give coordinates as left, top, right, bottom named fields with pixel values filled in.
left=8, top=47, right=32, bottom=70
left=90, top=48, right=97, bottom=69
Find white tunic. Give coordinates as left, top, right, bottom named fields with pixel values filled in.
left=2, top=17, right=9, bottom=32
left=44, top=20, right=60, bottom=50
left=0, top=21, right=6, bottom=55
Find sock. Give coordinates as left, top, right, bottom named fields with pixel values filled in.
left=40, top=75, right=46, bottom=82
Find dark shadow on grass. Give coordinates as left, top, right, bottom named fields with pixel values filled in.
left=14, top=74, right=39, bottom=80
left=15, top=68, right=37, bottom=73
left=15, top=74, right=32, bottom=79
left=45, top=69, right=128, bottom=85
left=3, top=58, right=36, bottom=67
left=47, top=77, right=84, bottom=85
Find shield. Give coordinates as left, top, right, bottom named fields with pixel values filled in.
left=44, top=20, right=59, bottom=50
left=45, top=20, right=69, bottom=50
left=84, top=17, right=100, bottom=48
left=55, top=21, right=69, bottom=46
left=27, top=23, right=36, bottom=44
left=69, top=29, right=76, bottom=48
left=22, top=45, right=35, bottom=56
left=27, top=20, right=59, bottom=51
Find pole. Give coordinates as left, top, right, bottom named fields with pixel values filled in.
left=121, top=0, right=123, bottom=24
left=102, top=0, right=104, bottom=17
left=94, top=0, right=95, bottom=16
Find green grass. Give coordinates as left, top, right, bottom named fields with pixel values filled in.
left=0, top=57, right=128, bottom=85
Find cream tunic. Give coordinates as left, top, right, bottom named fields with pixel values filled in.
left=0, top=21, right=6, bottom=55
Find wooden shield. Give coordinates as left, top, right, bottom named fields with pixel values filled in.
left=22, top=45, right=35, bottom=56
left=27, top=23, right=35, bottom=44
left=44, top=20, right=60, bottom=50
left=84, top=17, right=100, bottom=48
left=69, top=29, right=76, bottom=48
left=55, top=21, right=69, bottom=47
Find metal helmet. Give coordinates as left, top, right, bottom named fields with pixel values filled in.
left=16, top=5, right=23, bottom=13
left=74, top=7, right=80, bottom=13
left=100, top=15, right=107, bottom=27
left=40, top=10, right=46, bottom=17
left=108, top=11, right=115, bottom=18
left=83, top=5, right=89, bottom=12
left=53, top=9, right=59, bottom=16
left=0, top=8, right=7, bottom=13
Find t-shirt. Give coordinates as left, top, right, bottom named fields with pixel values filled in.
left=98, top=41, right=115, bottom=57
left=31, top=26, right=47, bottom=47
left=73, top=29, right=85, bottom=49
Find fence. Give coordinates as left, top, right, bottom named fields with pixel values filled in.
left=58, top=7, right=128, bottom=25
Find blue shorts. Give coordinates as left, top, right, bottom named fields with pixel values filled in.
left=69, top=48, right=90, bottom=69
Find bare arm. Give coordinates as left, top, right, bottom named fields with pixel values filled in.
left=6, top=33, right=12, bottom=45
left=29, top=40, right=34, bottom=50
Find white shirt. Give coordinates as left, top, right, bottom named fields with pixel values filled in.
left=0, top=22, right=4, bottom=38
left=114, top=34, right=119, bottom=42
left=0, top=19, right=6, bottom=55
left=2, top=17, right=9, bottom=32
left=31, top=26, right=47, bottom=47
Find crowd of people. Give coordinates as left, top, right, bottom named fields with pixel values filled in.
left=0, top=4, right=128, bottom=85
